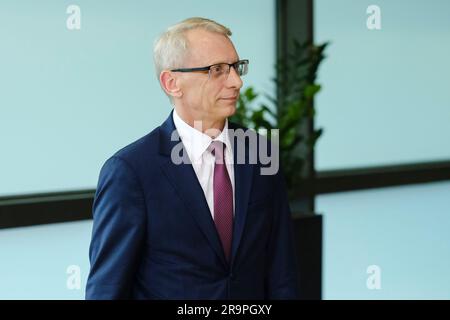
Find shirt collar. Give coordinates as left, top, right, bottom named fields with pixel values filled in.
left=172, top=107, right=232, bottom=162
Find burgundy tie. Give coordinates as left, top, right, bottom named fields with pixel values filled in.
left=209, top=141, right=233, bottom=262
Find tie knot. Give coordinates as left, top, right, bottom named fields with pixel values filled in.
left=209, top=140, right=226, bottom=163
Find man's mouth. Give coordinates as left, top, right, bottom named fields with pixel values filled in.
left=221, top=96, right=238, bottom=101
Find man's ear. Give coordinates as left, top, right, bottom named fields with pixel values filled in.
left=160, top=71, right=183, bottom=98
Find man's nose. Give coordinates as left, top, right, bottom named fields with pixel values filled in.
left=226, top=66, right=243, bottom=89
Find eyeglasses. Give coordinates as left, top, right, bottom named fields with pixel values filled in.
left=170, top=59, right=249, bottom=80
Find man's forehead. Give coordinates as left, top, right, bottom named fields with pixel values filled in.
left=207, top=56, right=240, bottom=66
left=188, top=51, right=239, bottom=67
left=186, top=29, right=239, bottom=65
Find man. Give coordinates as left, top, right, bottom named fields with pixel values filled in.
left=86, top=17, right=299, bottom=299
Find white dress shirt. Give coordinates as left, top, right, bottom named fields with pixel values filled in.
left=172, top=108, right=235, bottom=218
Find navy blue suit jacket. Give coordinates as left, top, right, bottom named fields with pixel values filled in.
left=86, top=111, right=299, bottom=299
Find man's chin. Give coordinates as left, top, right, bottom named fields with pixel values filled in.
left=219, top=102, right=237, bottom=117
left=227, top=104, right=237, bottom=116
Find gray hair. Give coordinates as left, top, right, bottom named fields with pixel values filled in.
left=153, top=17, right=232, bottom=82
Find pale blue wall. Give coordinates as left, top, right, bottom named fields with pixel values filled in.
left=318, top=181, right=450, bottom=299
left=0, top=221, right=92, bottom=299
left=314, top=0, right=450, bottom=299
left=0, top=0, right=275, bottom=197
left=314, top=0, right=450, bottom=170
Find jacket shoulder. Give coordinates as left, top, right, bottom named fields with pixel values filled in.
left=109, top=126, right=161, bottom=165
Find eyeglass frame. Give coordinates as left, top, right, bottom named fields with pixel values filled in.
left=170, top=59, right=249, bottom=79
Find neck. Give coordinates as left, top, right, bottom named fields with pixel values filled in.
left=175, top=106, right=226, bottom=139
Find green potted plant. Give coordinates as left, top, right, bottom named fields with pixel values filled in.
left=231, top=40, right=329, bottom=204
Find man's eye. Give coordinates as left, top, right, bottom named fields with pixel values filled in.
left=212, top=65, right=224, bottom=73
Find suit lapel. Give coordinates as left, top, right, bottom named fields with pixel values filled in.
left=157, top=111, right=255, bottom=269
left=158, top=111, right=228, bottom=268
left=228, top=122, right=254, bottom=267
